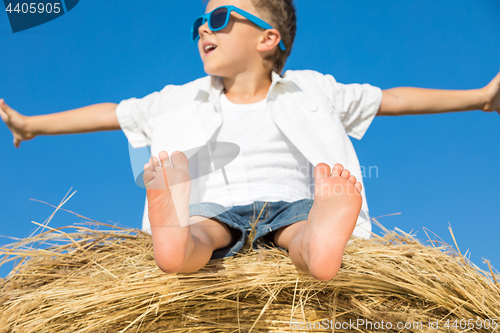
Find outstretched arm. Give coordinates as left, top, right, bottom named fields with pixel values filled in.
left=377, top=70, right=500, bottom=116
left=0, top=99, right=120, bottom=148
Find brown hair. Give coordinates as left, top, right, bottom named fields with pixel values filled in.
left=250, top=0, right=297, bottom=74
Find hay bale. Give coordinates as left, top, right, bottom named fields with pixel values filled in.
left=0, top=218, right=499, bottom=333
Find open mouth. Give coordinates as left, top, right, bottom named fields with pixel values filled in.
left=204, top=44, right=217, bottom=54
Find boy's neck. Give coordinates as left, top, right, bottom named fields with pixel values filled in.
left=222, top=70, right=272, bottom=104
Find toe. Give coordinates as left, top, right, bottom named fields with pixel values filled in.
left=340, top=169, right=350, bottom=179
left=348, top=175, right=357, bottom=184
left=314, top=163, right=331, bottom=179
left=332, top=163, right=344, bottom=176
left=171, top=151, right=189, bottom=172
left=150, top=156, right=160, bottom=168
left=158, top=151, right=172, bottom=167
left=355, top=182, right=362, bottom=192
left=143, top=162, right=154, bottom=172
left=143, top=169, right=155, bottom=187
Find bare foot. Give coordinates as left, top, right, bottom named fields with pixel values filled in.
left=143, top=150, right=192, bottom=273
left=300, top=163, right=363, bottom=281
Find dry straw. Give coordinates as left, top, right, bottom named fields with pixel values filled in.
left=0, top=199, right=499, bottom=332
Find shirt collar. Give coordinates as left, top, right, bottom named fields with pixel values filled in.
left=205, top=71, right=292, bottom=101
left=271, top=71, right=291, bottom=85
left=269, top=71, right=292, bottom=93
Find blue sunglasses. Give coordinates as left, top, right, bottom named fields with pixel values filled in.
left=191, top=5, right=286, bottom=51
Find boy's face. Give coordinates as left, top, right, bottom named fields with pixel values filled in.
left=198, top=0, right=267, bottom=77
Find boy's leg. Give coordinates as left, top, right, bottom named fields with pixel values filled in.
left=144, top=150, right=233, bottom=274
left=176, top=216, right=233, bottom=272
left=273, top=163, right=363, bottom=281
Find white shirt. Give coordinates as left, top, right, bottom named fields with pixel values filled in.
left=197, top=93, right=313, bottom=207
left=116, top=70, right=383, bottom=239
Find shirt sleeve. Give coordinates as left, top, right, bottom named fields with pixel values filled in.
left=115, top=91, right=158, bottom=148
left=317, top=73, right=382, bottom=140
left=115, top=86, right=172, bottom=148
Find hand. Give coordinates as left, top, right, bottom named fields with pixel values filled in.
left=482, top=69, right=500, bottom=115
left=0, top=99, right=35, bottom=148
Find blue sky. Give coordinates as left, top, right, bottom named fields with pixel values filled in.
left=0, top=0, right=499, bottom=279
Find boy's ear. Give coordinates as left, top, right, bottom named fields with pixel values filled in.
left=256, top=29, right=282, bottom=52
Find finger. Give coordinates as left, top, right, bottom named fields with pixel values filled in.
left=0, top=102, right=9, bottom=122
left=14, top=138, right=20, bottom=148
left=492, top=69, right=500, bottom=86
left=0, top=108, right=7, bottom=122
left=0, top=99, right=13, bottom=115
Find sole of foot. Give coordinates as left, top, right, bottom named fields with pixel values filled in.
left=143, top=150, right=193, bottom=273
left=300, top=163, right=363, bottom=281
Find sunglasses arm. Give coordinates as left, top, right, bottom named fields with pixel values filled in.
left=231, top=6, right=286, bottom=51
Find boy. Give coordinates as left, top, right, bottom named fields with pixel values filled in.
left=1, top=0, right=499, bottom=282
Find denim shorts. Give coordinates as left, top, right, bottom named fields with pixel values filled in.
left=189, top=199, right=314, bottom=259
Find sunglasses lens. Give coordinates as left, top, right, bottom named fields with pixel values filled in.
left=192, top=17, right=203, bottom=40
left=210, top=7, right=228, bottom=30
